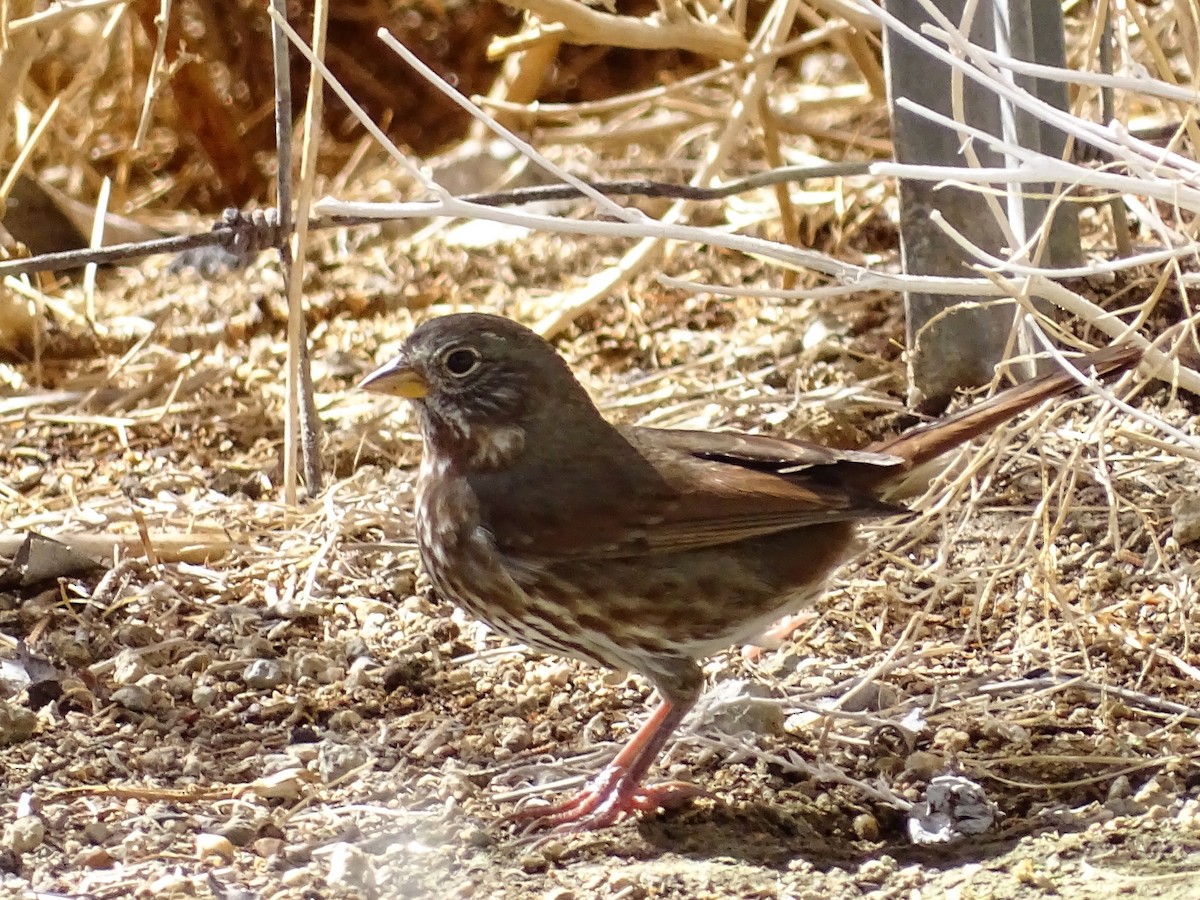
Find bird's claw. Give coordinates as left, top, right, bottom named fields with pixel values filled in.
left=506, top=767, right=702, bottom=833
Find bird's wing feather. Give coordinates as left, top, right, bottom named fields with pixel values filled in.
left=619, top=428, right=901, bottom=555
left=635, top=427, right=904, bottom=472
left=474, top=426, right=903, bottom=561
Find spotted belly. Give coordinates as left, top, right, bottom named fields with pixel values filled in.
left=415, top=463, right=856, bottom=675
left=415, top=469, right=630, bottom=671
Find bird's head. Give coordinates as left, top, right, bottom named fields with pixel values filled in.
left=361, top=313, right=600, bottom=469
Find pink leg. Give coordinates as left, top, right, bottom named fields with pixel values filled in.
left=741, top=610, right=818, bottom=661
left=507, top=698, right=703, bottom=833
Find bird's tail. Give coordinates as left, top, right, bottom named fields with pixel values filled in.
left=867, top=344, right=1142, bottom=476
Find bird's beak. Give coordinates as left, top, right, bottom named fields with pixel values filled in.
left=360, top=356, right=428, bottom=399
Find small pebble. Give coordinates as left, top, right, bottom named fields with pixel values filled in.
left=327, top=709, right=362, bottom=731
left=520, top=851, right=549, bottom=872
left=254, top=837, right=284, bottom=858
left=280, top=867, right=310, bottom=886
left=111, top=649, right=147, bottom=685
left=111, top=684, right=155, bottom=713
left=3, top=817, right=44, bottom=853
left=1012, top=858, right=1036, bottom=884
left=243, top=659, right=283, bottom=690
left=1176, top=798, right=1200, bottom=830
left=904, top=751, right=943, bottom=780
left=283, top=842, right=313, bottom=864
left=856, top=856, right=895, bottom=885
left=196, top=833, right=235, bottom=861
left=1171, top=492, right=1200, bottom=545
left=76, top=846, right=114, bottom=869
left=1107, top=775, right=1132, bottom=801
left=147, top=871, right=194, bottom=893
left=606, top=873, right=638, bottom=893
left=853, top=812, right=880, bottom=841
left=253, top=768, right=309, bottom=800
left=217, top=822, right=256, bottom=847
left=0, top=703, right=37, bottom=745
left=295, top=652, right=333, bottom=681
left=83, top=822, right=111, bottom=844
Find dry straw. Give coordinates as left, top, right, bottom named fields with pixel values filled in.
left=1, top=0, right=1198, bottom=892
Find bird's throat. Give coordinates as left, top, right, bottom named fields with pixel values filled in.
left=465, top=423, right=527, bottom=470
left=421, top=407, right=527, bottom=474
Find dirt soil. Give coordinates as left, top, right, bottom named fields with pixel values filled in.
left=3, top=44, right=1200, bottom=894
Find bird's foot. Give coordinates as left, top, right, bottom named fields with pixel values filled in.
left=741, top=610, right=819, bottom=661
left=507, top=766, right=702, bottom=833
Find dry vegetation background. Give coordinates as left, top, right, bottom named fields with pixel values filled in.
left=2, top=0, right=1200, bottom=898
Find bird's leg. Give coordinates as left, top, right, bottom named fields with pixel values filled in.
left=741, top=609, right=819, bottom=661
left=508, top=663, right=706, bottom=832
left=508, top=697, right=702, bottom=832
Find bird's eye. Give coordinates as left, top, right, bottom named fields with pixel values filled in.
left=442, top=346, right=481, bottom=377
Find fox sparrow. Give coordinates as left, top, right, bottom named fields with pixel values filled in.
left=361, top=313, right=1139, bottom=832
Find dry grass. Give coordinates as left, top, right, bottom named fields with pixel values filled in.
left=2, top=0, right=1200, bottom=897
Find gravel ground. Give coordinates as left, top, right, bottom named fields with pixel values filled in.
left=3, top=141, right=1199, bottom=900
